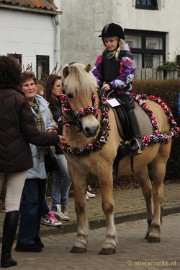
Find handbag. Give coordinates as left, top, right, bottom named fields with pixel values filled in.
left=44, top=147, right=59, bottom=172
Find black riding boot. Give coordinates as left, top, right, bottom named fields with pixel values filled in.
left=127, top=109, right=142, bottom=154
left=1, top=211, right=19, bottom=268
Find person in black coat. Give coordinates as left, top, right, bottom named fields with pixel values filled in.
left=0, top=56, right=68, bottom=268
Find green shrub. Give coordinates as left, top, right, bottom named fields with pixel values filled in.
left=156, top=61, right=180, bottom=72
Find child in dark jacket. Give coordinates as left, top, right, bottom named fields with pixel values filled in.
left=92, top=23, right=142, bottom=154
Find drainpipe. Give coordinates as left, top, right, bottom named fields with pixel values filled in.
left=53, top=0, right=62, bottom=74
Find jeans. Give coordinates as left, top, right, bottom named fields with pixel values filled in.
left=42, top=196, right=50, bottom=215
left=17, top=178, right=47, bottom=245
left=51, top=154, right=71, bottom=211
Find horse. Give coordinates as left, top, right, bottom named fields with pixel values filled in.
left=60, top=62, right=179, bottom=255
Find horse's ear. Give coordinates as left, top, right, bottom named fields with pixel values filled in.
left=63, top=66, right=70, bottom=78
left=85, top=64, right=91, bottom=73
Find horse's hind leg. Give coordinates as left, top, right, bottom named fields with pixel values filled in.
left=134, top=166, right=153, bottom=239
left=148, top=142, right=171, bottom=242
left=98, top=166, right=117, bottom=255
left=68, top=165, right=89, bottom=253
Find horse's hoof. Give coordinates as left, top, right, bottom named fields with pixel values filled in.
left=147, top=230, right=160, bottom=243
left=70, top=246, right=87, bottom=253
left=99, top=248, right=116, bottom=255
left=147, top=236, right=160, bottom=243
left=144, top=233, right=149, bottom=240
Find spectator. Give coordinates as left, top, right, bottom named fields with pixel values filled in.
left=45, top=75, right=71, bottom=221
left=36, top=82, right=62, bottom=227
left=36, top=83, right=45, bottom=97
left=0, top=56, right=66, bottom=268
left=15, top=71, right=65, bottom=254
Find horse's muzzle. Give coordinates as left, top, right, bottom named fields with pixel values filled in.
left=84, top=124, right=99, bottom=137
left=81, top=116, right=99, bottom=137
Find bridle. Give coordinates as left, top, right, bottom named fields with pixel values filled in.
left=59, top=90, right=99, bottom=131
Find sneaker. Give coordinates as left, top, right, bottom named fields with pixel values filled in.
left=61, top=204, right=69, bottom=217
left=54, top=204, right=70, bottom=221
left=41, top=211, right=62, bottom=227
left=87, top=185, right=93, bottom=192
left=86, top=191, right=96, bottom=198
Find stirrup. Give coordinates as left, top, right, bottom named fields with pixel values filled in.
left=130, top=138, right=142, bottom=155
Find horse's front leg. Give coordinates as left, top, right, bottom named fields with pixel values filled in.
left=68, top=164, right=88, bottom=253
left=98, top=166, right=117, bottom=255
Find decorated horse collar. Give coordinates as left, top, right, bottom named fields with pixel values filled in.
left=60, top=90, right=111, bottom=155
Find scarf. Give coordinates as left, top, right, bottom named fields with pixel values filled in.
left=29, top=101, right=45, bottom=132
left=29, top=100, right=46, bottom=157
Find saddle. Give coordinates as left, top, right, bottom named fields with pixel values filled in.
left=108, top=97, right=153, bottom=175
left=112, top=100, right=153, bottom=141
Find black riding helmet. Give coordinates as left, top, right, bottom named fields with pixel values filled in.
left=99, top=23, right=124, bottom=40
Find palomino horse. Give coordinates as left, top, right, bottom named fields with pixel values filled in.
left=60, top=63, right=179, bottom=255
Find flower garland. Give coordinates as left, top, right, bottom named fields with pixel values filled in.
left=60, top=94, right=99, bottom=124
left=60, top=90, right=110, bottom=156
left=134, top=93, right=180, bottom=146
left=60, top=91, right=179, bottom=156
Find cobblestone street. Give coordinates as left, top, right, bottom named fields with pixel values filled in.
left=12, top=213, right=179, bottom=270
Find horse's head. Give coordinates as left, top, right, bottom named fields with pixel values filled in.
left=61, top=63, right=99, bottom=138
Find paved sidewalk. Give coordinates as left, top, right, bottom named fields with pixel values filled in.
left=0, top=182, right=180, bottom=239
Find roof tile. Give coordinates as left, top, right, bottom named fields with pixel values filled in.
left=0, top=0, right=57, bottom=11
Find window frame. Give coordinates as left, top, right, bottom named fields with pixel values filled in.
left=36, top=55, right=49, bottom=80
left=125, top=29, right=166, bottom=68
left=136, top=0, right=158, bottom=10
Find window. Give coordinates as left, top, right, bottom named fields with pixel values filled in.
left=36, top=55, right=49, bottom=80
left=125, top=30, right=166, bottom=68
left=176, top=55, right=180, bottom=66
left=136, top=0, right=158, bottom=10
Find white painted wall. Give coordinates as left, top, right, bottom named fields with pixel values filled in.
left=1, top=0, right=179, bottom=73
left=0, top=8, right=59, bottom=74
left=60, top=0, right=180, bottom=68
left=60, top=0, right=95, bottom=68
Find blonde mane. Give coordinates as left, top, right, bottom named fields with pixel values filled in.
left=63, top=63, right=98, bottom=98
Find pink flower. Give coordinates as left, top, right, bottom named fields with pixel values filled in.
left=154, top=130, right=160, bottom=135
left=77, top=108, right=84, bottom=114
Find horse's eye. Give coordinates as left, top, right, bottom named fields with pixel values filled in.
left=67, top=93, right=73, bottom=99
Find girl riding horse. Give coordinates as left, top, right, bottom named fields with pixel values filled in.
left=92, top=23, right=141, bottom=154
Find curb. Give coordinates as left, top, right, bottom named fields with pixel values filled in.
left=40, top=204, right=180, bottom=237
left=0, top=204, right=179, bottom=242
